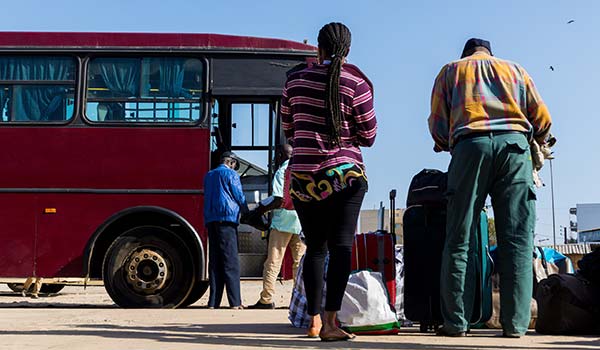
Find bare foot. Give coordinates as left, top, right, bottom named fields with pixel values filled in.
left=307, top=315, right=322, bottom=338
left=319, top=326, right=355, bottom=342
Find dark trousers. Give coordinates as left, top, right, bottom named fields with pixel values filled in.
left=207, top=221, right=241, bottom=308
left=293, top=178, right=366, bottom=315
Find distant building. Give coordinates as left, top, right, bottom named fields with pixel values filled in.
left=360, top=208, right=405, bottom=244
left=554, top=243, right=600, bottom=267
left=569, top=203, right=600, bottom=243
left=579, top=228, right=600, bottom=243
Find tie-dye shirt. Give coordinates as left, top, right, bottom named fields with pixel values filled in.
left=428, top=52, right=552, bottom=152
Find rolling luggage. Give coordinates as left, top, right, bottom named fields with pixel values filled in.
left=351, top=231, right=396, bottom=305
left=403, top=169, right=492, bottom=332
left=351, top=190, right=397, bottom=305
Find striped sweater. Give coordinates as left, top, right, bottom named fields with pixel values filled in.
left=281, top=63, right=377, bottom=173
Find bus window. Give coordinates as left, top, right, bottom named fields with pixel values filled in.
left=86, top=57, right=204, bottom=123
left=231, top=103, right=272, bottom=171
left=0, top=56, right=76, bottom=122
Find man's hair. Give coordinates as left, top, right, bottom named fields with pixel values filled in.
left=318, top=22, right=352, bottom=147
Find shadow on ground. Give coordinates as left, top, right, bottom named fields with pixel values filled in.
left=1, top=322, right=598, bottom=350
left=0, top=291, right=118, bottom=309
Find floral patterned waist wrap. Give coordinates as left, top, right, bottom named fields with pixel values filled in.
left=290, top=163, right=368, bottom=203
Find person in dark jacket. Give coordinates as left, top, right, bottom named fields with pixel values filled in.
left=204, top=151, right=249, bottom=309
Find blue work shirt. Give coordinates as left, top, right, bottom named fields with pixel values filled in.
left=270, top=160, right=301, bottom=234
left=203, top=164, right=248, bottom=225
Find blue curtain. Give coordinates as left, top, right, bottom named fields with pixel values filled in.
left=155, top=58, right=190, bottom=98
left=0, top=57, right=73, bottom=121
left=97, top=58, right=140, bottom=97
left=0, top=87, right=6, bottom=121
left=12, top=86, right=67, bottom=121
left=0, top=56, right=72, bottom=81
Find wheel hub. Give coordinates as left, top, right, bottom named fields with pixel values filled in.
left=125, top=248, right=168, bottom=294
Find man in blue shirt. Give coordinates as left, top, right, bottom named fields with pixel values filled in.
left=204, top=151, right=249, bottom=309
left=248, top=144, right=306, bottom=309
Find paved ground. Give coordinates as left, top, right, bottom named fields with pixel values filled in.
left=0, top=281, right=598, bottom=350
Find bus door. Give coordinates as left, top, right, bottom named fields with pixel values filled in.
left=210, top=98, right=281, bottom=277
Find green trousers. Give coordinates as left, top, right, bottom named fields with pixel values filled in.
left=440, top=132, right=536, bottom=335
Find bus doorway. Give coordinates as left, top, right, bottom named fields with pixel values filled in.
left=210, top=98, right=282, bottom=277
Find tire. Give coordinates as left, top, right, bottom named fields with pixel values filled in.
left=103, top=226, right=196, bottom=308
left=7, top=283, right=23, bottom=292
left=7, top=283, right=65, bottom=294
left=180, top=280, right=209, bottom=307
left=40, top=284, right=65, bottom=294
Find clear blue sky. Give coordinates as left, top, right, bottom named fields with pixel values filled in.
left=4, top=0, right=598, bottom=244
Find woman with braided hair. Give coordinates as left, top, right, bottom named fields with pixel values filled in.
left=281, top=22, right=377, bottom=341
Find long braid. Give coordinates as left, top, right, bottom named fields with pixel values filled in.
left=318, top=22, right=351, bottom=147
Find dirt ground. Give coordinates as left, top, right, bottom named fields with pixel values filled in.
left=0, top=281, right=598, bottom=350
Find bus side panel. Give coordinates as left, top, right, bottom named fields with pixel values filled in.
left=0, top=127, right=210, bottom=190
left=0, top=127, right=209, bottom=278
left=35, top=194, right=204, bottom=277
left=0, top=195, right=36, bottom=277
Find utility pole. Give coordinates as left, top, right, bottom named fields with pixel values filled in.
left=550, top=159, right=557, bottom=248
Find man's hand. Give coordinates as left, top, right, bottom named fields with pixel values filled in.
left=257, top=196, right=283, bottom=214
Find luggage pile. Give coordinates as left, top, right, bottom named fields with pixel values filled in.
left=535, top=247, right=600, bottom=335
left=402, top=169, right=493, bottom=332
left=290, top=168, right=600, bottom=336
left=485, top=246, right=573, bottom=330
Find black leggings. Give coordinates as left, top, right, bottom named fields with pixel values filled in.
left=293, top=178, right=366, bottom=315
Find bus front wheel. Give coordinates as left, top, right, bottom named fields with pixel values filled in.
left=180, top=280, right=209, bottom=307
left=102, top=226, right=195, bottom=308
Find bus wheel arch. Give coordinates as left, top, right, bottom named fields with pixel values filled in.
left=84, top=206, right=206, bottom=307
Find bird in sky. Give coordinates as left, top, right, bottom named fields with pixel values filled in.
left=550, top=66, right=554, bottom=71
left=567, top=19, right=575, bottom=24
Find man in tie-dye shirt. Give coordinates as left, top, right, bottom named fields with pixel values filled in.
left=428, top=38, right=552, bottom=338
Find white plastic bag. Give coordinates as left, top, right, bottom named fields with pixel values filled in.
left=338, top=270, right=400, bottom=334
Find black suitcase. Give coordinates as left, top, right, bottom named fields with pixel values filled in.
left=403, top=204, right=446, bottom=332
left=403, top=169, right=492, bottom=332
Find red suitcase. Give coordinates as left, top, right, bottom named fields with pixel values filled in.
left=351, top=231, right=396, bottom=305
left=351, top=190, right=397, bottom=305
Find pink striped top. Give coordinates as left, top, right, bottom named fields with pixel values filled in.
left=281, top=63, right=377, bottom=173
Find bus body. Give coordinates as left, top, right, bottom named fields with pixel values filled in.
left=0, top=32, right=316, bottom=307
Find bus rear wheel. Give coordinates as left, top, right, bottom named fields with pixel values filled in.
left=102, top=226, right=195, bottom=308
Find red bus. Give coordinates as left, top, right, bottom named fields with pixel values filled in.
left=0, top=32, right=315, bottom=307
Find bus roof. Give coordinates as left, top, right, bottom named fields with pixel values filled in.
left=0, top=31, right=317, bottom=53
